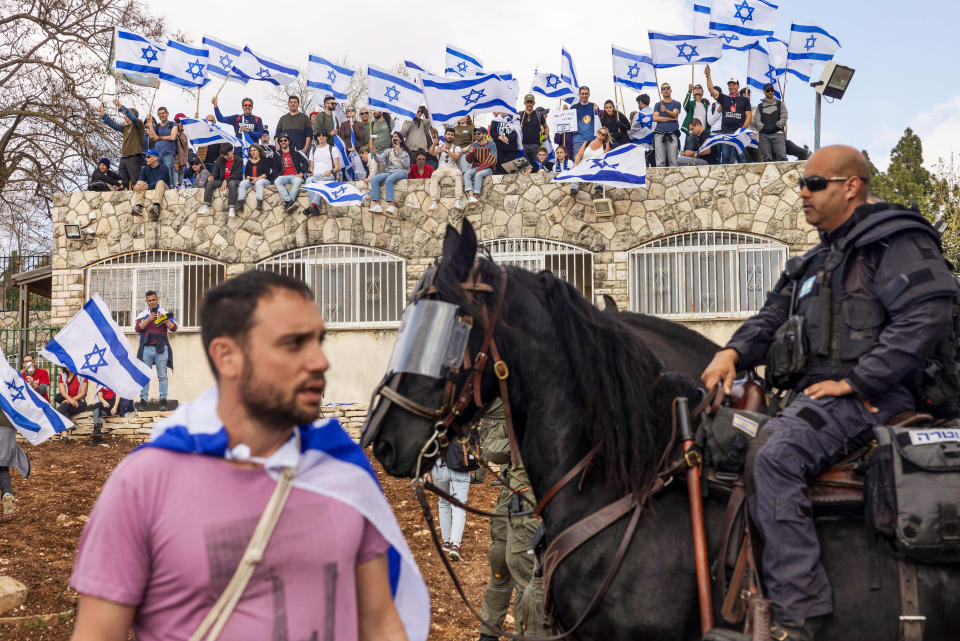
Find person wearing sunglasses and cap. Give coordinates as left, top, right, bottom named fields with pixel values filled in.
left=753, top=83, right=789, bottom=162
left=701, top=145, right=959, bottom=641
left=274, top=133, right=309, bottom=213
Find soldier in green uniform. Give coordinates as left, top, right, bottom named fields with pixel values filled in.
left=477, top=398, right=549, bottom=640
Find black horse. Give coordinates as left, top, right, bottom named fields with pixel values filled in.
left=363, top=221, right=960, bottom=640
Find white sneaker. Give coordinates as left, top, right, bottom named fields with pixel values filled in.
left=199, top=204, right=209, bottom=214
left=429, top=201, right=438, bottom=211
left=454, top=199, right=463, bottom=210
left=369, top=203, right=383, bottom=213
left=467, top=195, right=478, bottom=204
left=386, top=204, right=398, bottom=214
left=228, top=207, right=235, bottom=217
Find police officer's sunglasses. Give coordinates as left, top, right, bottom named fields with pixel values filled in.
left=798, top=175, right=868, bottom=192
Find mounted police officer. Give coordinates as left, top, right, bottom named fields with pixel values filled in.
left=701, top=145, right=959, bottom=641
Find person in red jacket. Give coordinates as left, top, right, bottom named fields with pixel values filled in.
left=19, top=353, right=49, bottom=398
left=408, top=150, right=434, bottom=179
left=200, top=144, right=243, bottom=217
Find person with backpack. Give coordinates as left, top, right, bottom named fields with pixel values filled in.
left=212, top=95, right=264, bottom=152
left=754, top=83, right=789, bottom=162
left=427, top=425, right=480, bottom=562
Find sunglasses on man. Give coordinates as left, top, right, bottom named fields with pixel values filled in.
left=798, top=175, right=867, bottom=192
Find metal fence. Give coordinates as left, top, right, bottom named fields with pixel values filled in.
left=0, top=254, right=52, bottom=312
left=628, top=231, right=787, bottom=319
left=256, top=245, right=406, bottom=328
left=0, top=327, right=61, bottom=404
left=480, top=238, right=594, bottom=301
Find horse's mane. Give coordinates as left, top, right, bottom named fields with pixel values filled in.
left=620, top=311, right=721, bottom=352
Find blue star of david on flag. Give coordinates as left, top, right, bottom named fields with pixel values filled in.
left=675, top=43, right=700, bottom=63
left=456, top=61, right=468, bottom=73
left=327, top=70, right=337, bottom=83
left=384, top=85, right=401, bottom=103
left=219, top=54, right=232, bottom=69
left=331, top=185, right=347, bottom=198
left=765, top=65, right=778, bottom=84
left=462, top=88, right=486, bottom=107
left=627, top=63, right=641, bottom=79
left=546, top=74, right=561, bottom=89
left=638, top=112, right=654, bottom=129
left=733, top=0, right=755, bottom=25
left=141, top=45, right=159, bottom=63
left=257, top=67, right=271, bottom=80
left=589, top=159, right=620, bottom=170
left=5, top=377, right=25, bottom=402
left=81, top=343, right=109, bottom=374
left=720, top=33, right=740, bottom=45
left=804, top=35, right=817, bottom=51
left=186, top=59, right=205, bottom=81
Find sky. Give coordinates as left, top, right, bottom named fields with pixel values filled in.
left=135, top=0, right=959, bottom=173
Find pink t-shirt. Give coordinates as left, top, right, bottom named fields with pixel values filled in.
left=71, top=448, right=389, bottom=641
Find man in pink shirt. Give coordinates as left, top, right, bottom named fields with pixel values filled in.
left=70, top=270, right=428, bottom=641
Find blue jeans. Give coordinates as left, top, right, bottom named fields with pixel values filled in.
left=238, top=177, right=271, bottom=202
left=462, top=167, right=492, bottom=195
left=159, top=153, right=176, bottom=187
left=370, top=170, right=406, bottom=202
left=432, top=461, right=470, bottom=546
left=275, top=175, right=303, bottom=203
left=719, top=143, right=746, bottom=165
left=306, top=175, right=335, bottom=205
left=140, top=344, right=169, bottom=401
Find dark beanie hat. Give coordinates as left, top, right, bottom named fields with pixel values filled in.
left=98, top=157, right=110, bottom=169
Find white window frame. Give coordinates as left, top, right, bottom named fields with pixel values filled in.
left=480, top=238, right=594, bottom=300
left=628, top=231, right=788, bottom=320
left=256, top=245, right=406, bottom=329
left=85, top=251, right=225, bottom=331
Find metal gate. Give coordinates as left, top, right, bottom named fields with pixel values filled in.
left=0, top=327, right=61, bottom=403
left=480, top=238, right=594, bottom=300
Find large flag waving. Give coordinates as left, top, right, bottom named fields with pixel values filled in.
left=612, top=46, right=657, bottom=93
left=109, top=28, right=165, bottom=88
left=202, top=36, right=247, bottom=83
left=649, top=32, right=724, bottom=68
left=709, top=0, right=778, bottom=50
left=553, top=143, right=648, bottom=189
left=560, top=47, right=579, bottom=104
left=159, top=40, right=210, bottom=89
left=747, top=44, right=782, bottom=98
left=445, top=45, right=483, bottom=78
left=41, top=294, right=152, bottom=400
left=179, top=118, right=241, bottom=150
left=693, top=3, right=712, bottom=36
left=698, top=128, right=758, bottom=155
left=232, top=46, right=298, bottom=85
left=531, top=71, right=575, bottom=101
left=308, top=54, right=354, bottom=101
left=0, top=348, right=71, bottom=445
left=421, top=73, right=519, bottom=122
left=788, top=23, right=841, bottom=63
left=300, top=181, right=367, bottom=206
left=367, top=65, right=422, bottom=120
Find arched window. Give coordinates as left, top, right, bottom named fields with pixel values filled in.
left=480, top=238, right=594, bottom=299
left=628, top=232, right=788, bottom=319
left=256, top=245, right=405, bottom=328
left=85, top=251, right=225, bottom=329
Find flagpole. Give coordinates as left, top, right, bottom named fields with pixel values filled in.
left=100, top=73, right=109, bottom=106
left=147, top=85, right=159, bottom=120
left=214, top=72, right=231, bottom=101
left=195, top=86, right=200, bottom=116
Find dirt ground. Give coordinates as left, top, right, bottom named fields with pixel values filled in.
left=0, top=436, right=507, bottom=640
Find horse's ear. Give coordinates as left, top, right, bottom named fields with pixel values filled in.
left=602, top=294, right=619, bottom=313
left=444, top=219, right=476, bottom=282
left=441, top=224, right=461, bottom=263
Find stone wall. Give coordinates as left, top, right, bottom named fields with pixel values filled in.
left=0, top=310, right=51, bottom=330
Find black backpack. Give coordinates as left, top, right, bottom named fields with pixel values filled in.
left=444, top=428, right=481, bottom=472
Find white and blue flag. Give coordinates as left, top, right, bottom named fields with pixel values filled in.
left=747, top=43, right=782, bottom=98
left=109, top=28, right=165, bottom=87
left=331, top=135, right=354, bottom=181
left=145, top=387, right=430, bottom=640
left=308, top=54, right=354, bottom=101
left=531, top=71, right=575, bottom=101
left=649, top=32, right=724, bottom=68
left=785, top=59, right=813, bottom=82
left=445, top=45, right=483, bottom=78
left=698, top=128, right=758, bottom=154
left=612, top=46, right=657, bottom=93
left=628, top=106, right=655, bottom=149
left=158, top=39, right=210, bottom=89
left=0, top=348, right=71, bottom=445
left=232, top=46, right=298, bottom=85
left=202, top=36, right=247, bottom=83
left=179, top=117, right=241, bottom=150
left=560, top=47, right=579, bottom=104
left=693, top=2, right=712, bottom=35
left=788, top=23, right=841, bottom=63
left=710, top=0, right=778, bottom=50
left=421, top=73, right=519, bottom=122
left=41, top=294, right=152, bottom=400
left=368, top=65, right=423, bottom=120
left=301, top=180, right=366, bottom=206
left=553, top=143, right=648, bottom=189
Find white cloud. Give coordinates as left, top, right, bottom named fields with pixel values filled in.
left=911, top=95, right=960, bottom=169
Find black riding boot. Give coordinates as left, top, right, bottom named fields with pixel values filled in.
left=90, top=422, right=103, bottom=445
left=705, top=617, right=825, bottom=641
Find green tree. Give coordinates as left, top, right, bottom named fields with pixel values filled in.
left=869, top=128, right=931, bottom=209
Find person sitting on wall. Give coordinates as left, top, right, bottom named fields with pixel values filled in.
left=135, top=290, right=177, bottom=411
left=200, top=144, right=243, bottom=218
left=20, top=353, right=49, bottom=399
left=131, top=149, right=169, bottom=219
left=88, top=157, right=123, bottom=192
left=90, top=383, right=134, bottom=445
left=55, top=367, right=89, bottom=439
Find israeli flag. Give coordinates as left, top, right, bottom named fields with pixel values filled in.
left=531, top=71, right=574, bottom=101
left=710, top=0, right=778, bottom=50
left=331, top=135, right=354, bottom=181
left=747, top=44, right=782, bottom=98
left=553, top=143, right=647, bottom=189
left=628, top=106, right=655, bottom=149
left=110, top=28, right=165, bottom=86
left=693, top=3, right=712, bottom=36
left=202, top=36, right=247, bottom=83
left=308, top=54, right=354, bottom=101
left=445, top=45, right=483, bottom=78
left=421, top=73, right=519, bottom=123
left=179, top=118, right=241, bottom=150
left=559, top=47, right=579, bottom=104
left=41, top=294, right=152, bottom=400
left=785, top=60, right=813, bottom=82
left=368, top=65, right=423, bottom=120
left=788, top=23, right=841, bottom=62
left=765, top=36, right=789, bottom=74
left=232, top=46, right=298, bottom=85
left=145, top=387, right=430, bottom=641
left=0, top=348, right=71, bottom=445
left=158, top=40, right=210, bottom=89
left=238, top=131, right=258, bottom=160
left=649, top=32, right=724, bottom=68
left=612, top=46, right=657, bottom=93
left=698, top=128, right=758, bottom=155
left=301, top=180, right=366, bottom=207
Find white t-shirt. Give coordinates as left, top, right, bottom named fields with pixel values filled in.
left=692, top=101, right=707, bottom=129
left=436, top=143, right=462, bottom=169
left=311, top=145, right=335, bottom=177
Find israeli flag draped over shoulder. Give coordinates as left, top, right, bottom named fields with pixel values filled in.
left=531, top=70, right=574, bottom=101
left=612, top=46, right=657, bottom=93
left=232, top=46, right=298, bottom=85
left=698, top=128, right=758, bottom=155
left=709, top=0, right=778, bottom=51
left=41, top=294, right=152, bottom=400
left=629, top=106, right=655, bottom=149
left=202, top=36, right=246, bottom=83
left=145, top=387, right=430, bottom=641
left=648, top=32, right=723, bottom=68
left=308, top=54, right=354, bottom=101
left=180, top=118, right=241, bottom=150
left=553, top=143, right=647, bottom=189
left=747, top=42, right=783, bottom=99
left=110, top=28, right=165, bottom=87
left=420, top=73, right=519, bottom=122
left=788, top=23, right=841, bottom=62
left=159, top=39, right=210, bottom=89
left=0, top=348, right=71, bottom=445
left=300, top=181, right=366, bottom=207
left=368, top=65, right=423, bottom=120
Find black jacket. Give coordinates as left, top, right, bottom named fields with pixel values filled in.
left=272, top=148, right=309, bottom=176
left=212, top=154, right=243, bottom=181
left=244, top=157, right=279, bottom=182
left=600, top=110, right=631, bottom=147
left=89, top=167, right=123, bottom=189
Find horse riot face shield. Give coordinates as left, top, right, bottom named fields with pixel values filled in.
left=387, top=300, right=471, bottom=379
